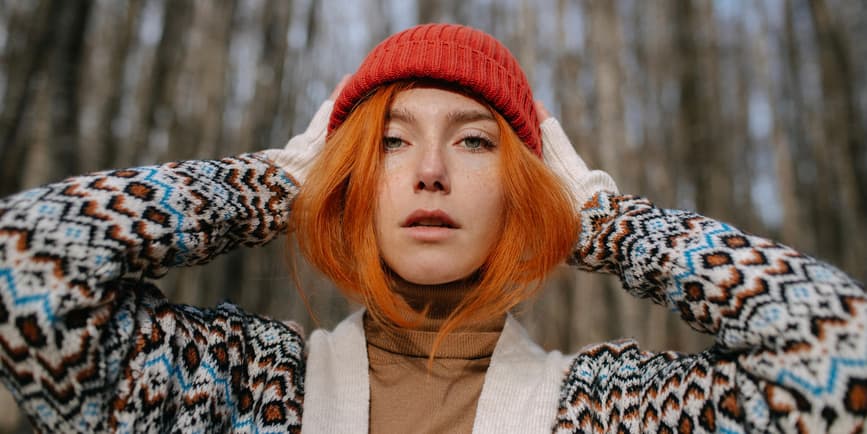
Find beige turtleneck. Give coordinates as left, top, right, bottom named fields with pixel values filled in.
left=364, top=279, right=505, bottom=433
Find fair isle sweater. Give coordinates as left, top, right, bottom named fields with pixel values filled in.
left=0, top=154, right=864, bottom=433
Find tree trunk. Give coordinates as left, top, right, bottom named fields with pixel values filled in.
left=0, top=0, right=55, bottom=195
left=47, top=0, right=93, bottom=178
left=807, top=0, right=867, bottom=280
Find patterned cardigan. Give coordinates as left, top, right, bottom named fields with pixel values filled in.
left=0, top=154, right=863, bottom=433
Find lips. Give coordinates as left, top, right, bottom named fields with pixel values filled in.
left=401, top=209, right=459, bottom=229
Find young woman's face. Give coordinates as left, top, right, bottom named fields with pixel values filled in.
left=375, top=87, right=505, bottom=285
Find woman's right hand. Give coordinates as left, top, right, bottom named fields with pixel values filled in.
left=262, top=75, right=350, bottom=184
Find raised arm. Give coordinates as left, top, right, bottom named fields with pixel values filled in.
left=0, top=153, right=308, bottom=431
left=539, top=115, right=867, bottom=432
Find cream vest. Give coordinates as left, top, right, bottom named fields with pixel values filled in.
left=301, top=310, right=572, bottom=433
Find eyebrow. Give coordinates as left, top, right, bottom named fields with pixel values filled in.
left=387, top=107, right=495, bottom=124
left=388, top=107, right=417, bottom=123
left=445, top=109, right=495, bottom=124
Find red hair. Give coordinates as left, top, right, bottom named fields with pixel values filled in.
left=291, top=82, right=578, bottom=355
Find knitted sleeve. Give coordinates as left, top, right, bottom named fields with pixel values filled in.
left=555, top=192, right=866, bottom=433
left=0, top=155, right=305, bottom=432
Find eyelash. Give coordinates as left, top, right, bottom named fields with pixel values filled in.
left=459, top=133, right=496, bottom=153
left=382, top=133, right=496, bottom=153
left=383, top=136, right=405, bottom=151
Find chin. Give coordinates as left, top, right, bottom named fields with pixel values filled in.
left=381, top=249, right=487, bottom=286
left=397, top=272, right=464, bottom=286
left=390, top=265, right=476, bottom=286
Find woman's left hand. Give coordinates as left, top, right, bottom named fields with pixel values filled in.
left=536, top=100, right=619, bottom=208
left=262, top=75, right=350, bottom=184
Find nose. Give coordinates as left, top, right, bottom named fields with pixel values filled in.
left=414, top=146, right=450, bottom=193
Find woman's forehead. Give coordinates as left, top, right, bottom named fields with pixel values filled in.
left=389, top=87, right=496, bottom=122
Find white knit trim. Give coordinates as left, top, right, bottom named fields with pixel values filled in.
left=540, top=117, right=618, bottom=207
left=261, top=100, right=333, bottom=185
left=301, top=310, right=369, bottom=434
left=472, top=314, right=572, bottom=434
left=302, top=311, right=570, bottom=433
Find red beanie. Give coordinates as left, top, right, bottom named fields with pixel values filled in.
left=329, top=23, right=542, bottom=157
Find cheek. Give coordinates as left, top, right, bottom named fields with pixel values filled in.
left=480, top=195, right=506, bottom=245
left=464, top=164, right=504, bottom=212
left=373, top=185, right=393, bottom=242
left=373, top=167, right=408, bottom=250
left=382, top=154, right=404, bottom=172
left=377, top=157, right=410, bottom=208
left=461, top=167, right=506, bottom=244
left=375, top=168, right=403, bottom=220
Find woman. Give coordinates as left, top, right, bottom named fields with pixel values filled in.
left=0, top=23, right=863, bottom=433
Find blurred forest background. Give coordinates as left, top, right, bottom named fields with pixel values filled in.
left=0, top=0, right=866, bottom=430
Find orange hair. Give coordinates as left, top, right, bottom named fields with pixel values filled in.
left=291, top=82, right=578, bottom=356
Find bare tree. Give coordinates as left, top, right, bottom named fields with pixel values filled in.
left=807, top=0, right=867, bottom=275
left=0, top=1, right=864, bottom=431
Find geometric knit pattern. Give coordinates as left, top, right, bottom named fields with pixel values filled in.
left=0, top=155, right=864, bottom=433
left=0, top=155, right=303, bottom=432
left=556, top=193, right=867, bottom=433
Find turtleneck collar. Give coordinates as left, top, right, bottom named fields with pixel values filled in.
left=363, top=275, right=505, bottom=359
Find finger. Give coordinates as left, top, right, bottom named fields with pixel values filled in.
left=330, top=74, right=352, bottom=100
left=534, top=100, right=551, bottom=121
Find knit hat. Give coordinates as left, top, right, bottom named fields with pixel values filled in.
left=329, top=23, right=542, bottom=157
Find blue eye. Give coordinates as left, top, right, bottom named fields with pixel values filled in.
left=460, top=135, right=494, bottom=152
left=383, top=137, right=404, bottom=150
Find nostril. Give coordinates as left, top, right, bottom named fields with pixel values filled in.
left=415, top=179, right=447, bottom=192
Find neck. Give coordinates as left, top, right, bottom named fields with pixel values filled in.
left=364, top=273, right=505, bottom=358
left=383, top=272, right=503, bottom=332
left=391, top=275, right=473, bottom=318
